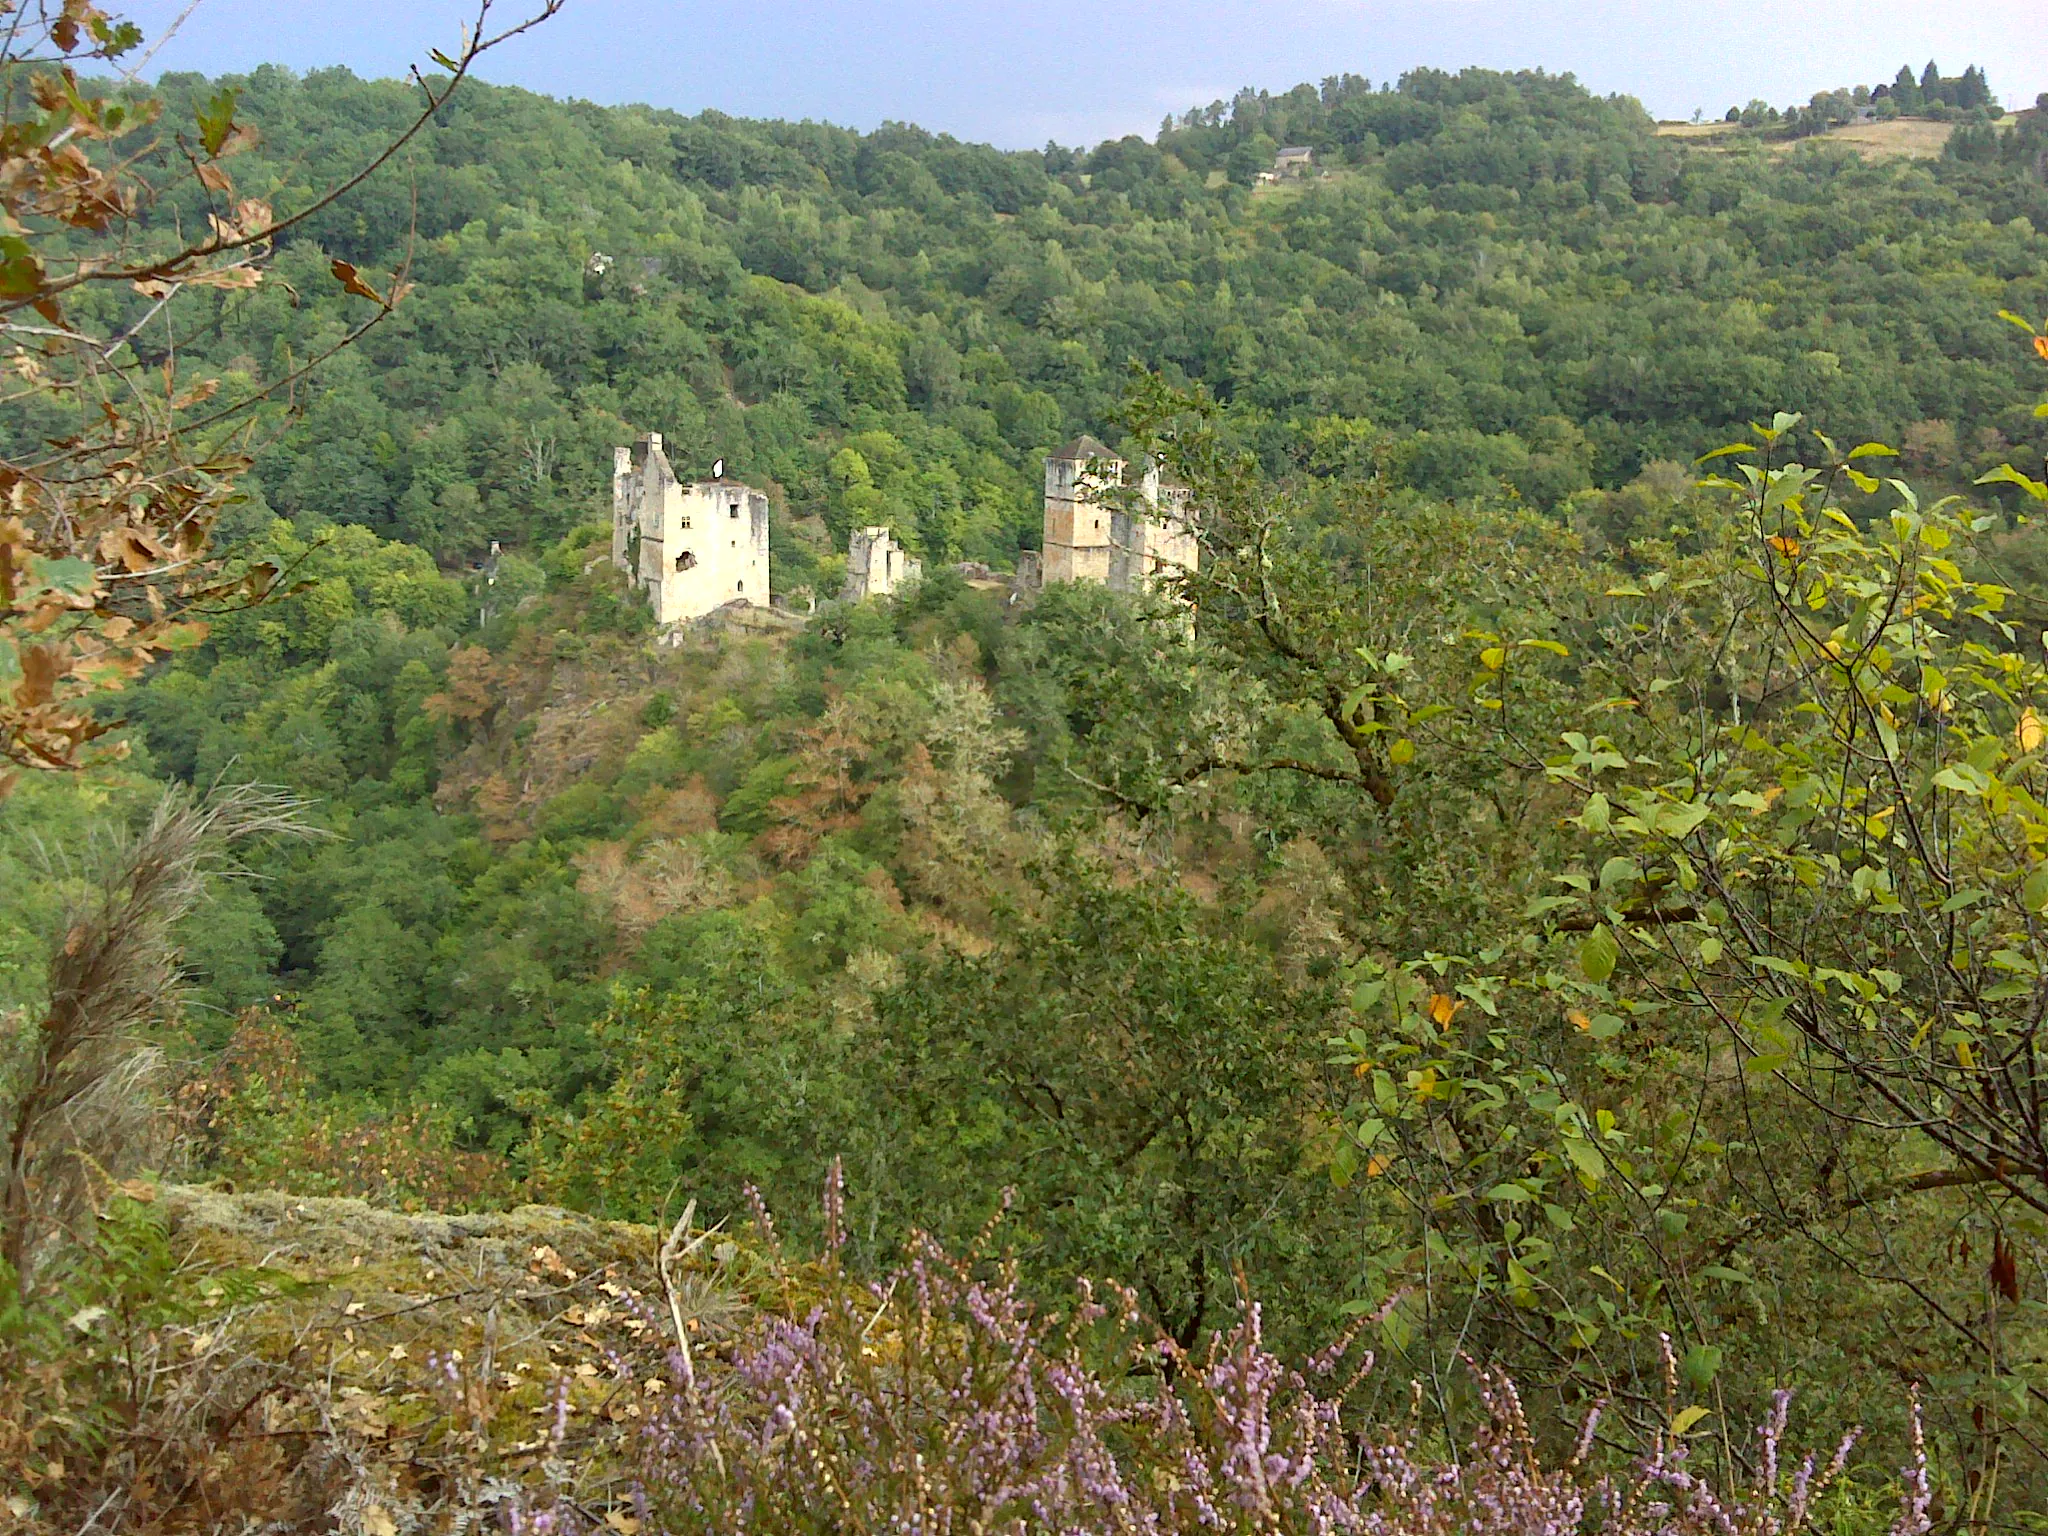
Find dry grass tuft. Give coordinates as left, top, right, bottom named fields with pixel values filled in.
left=0, top=783, right=316, bottom=1295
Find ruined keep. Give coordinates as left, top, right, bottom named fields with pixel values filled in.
left=1041, top=436, right=1198, bottom=593
left=842, top=526, right=922, bottom=602
left=612, top=434, right=770, bottom=626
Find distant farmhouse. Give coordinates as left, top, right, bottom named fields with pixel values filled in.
left=1038, top=436, right=1199, bottom=594
left=611, top=434, right=770, bottom=626
left=1257, top=146, right=1316, bottom=184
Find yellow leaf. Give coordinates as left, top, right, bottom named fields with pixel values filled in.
left=1426, top=992, right=1463, bottom=1028
left=362, top=1505, right=398, bottom=1536
left=330, top=258, right=387, bottom=306
left=1568, top=1010, right=1591, bottom=1031
left=1766, top=535, right=1800, bottom=558
left=2019, top=709, right=2045, bottom=754
left=1672, top=1405, right=1712, bottom=1436
left=1479, top=647, right=1506, bottom=671
left=1365, top=1153, right=1391, bottom=1178
left=606, top=1514, right=643, bottom=1535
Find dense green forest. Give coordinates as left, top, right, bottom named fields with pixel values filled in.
left=12, top=38, right=2048, bottom=1527
left=13, top=62, right=2043, bottom=587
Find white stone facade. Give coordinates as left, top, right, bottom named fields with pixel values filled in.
left=612, top=434, right=770, bottom=626
left=842, top=526, right=922, bottom=602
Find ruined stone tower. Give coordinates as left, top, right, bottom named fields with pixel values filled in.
left=612, top=434, right=770, bottom=626
left=1041, top=436, right=1198, bottom=593
left=842, top=526, right=922, bottom=602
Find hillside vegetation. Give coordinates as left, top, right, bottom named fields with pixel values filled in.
left=15, top=63, right=2040, bottom=581
left=8, top=17, right=2048, bottom=1531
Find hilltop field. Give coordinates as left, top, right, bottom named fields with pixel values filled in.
left=1658, top=116, right=1959, bottom=157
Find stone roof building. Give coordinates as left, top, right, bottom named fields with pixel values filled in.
left=611, top=434, right=770, bottom=626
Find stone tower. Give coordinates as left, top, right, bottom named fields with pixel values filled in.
left=842, top=526, right=922, bottom=602
left=612, top=434, right=771, bottom=626
left=1041, top=436, right=1198, bottom=593
left=1041, top=435, right=1121, bottom=586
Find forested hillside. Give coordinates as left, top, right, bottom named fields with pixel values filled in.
left=11, top=32, right=2048, bottom=1529
left=22, top=65, right=2043, bottom=585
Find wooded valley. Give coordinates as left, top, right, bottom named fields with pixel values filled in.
left=7, top=6, right=2048, bottom=1528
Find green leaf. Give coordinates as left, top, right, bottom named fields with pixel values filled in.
left=1561, top=1137, right=1605, bottom=1185
left=1681, top=1344, right=1723, bottom=1391
left=1977, top=464, right=2048, bottom=501
left=1588, top=1013, right=1626, bottom=1040
left=1847, top=442, right=1899, bottom=459
left=2023, top=864, right=2048, bottom=915
left=1696, top=443, right=1756, bottom=462
left=0, top=234, right=44, bottom=298
left=28, top=555, right=96, bottom=595
left=1672, top=1405, right=1712, bottom=1436
left=1933, top=765, right=1988, bottom=795
left=1579, top=924, right=1619, bottom=984
left=196, top=85, right=240, bottom=157
left=1658, top=801, right=1713, bottom=838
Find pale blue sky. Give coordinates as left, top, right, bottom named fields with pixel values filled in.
left=122, top=0, right=2048, bottom=150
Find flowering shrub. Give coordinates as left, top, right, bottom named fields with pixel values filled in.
left=515, top=1167, right=1932, bottom=1536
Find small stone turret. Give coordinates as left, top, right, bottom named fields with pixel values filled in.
left=842, top=526, right=922, bottom=602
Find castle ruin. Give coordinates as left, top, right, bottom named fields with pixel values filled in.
left=612, top=434, right=770, bottom=626
left=1041, top=436, right=1198, bottom=593
left=842, top=526, right=922, bottom=602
